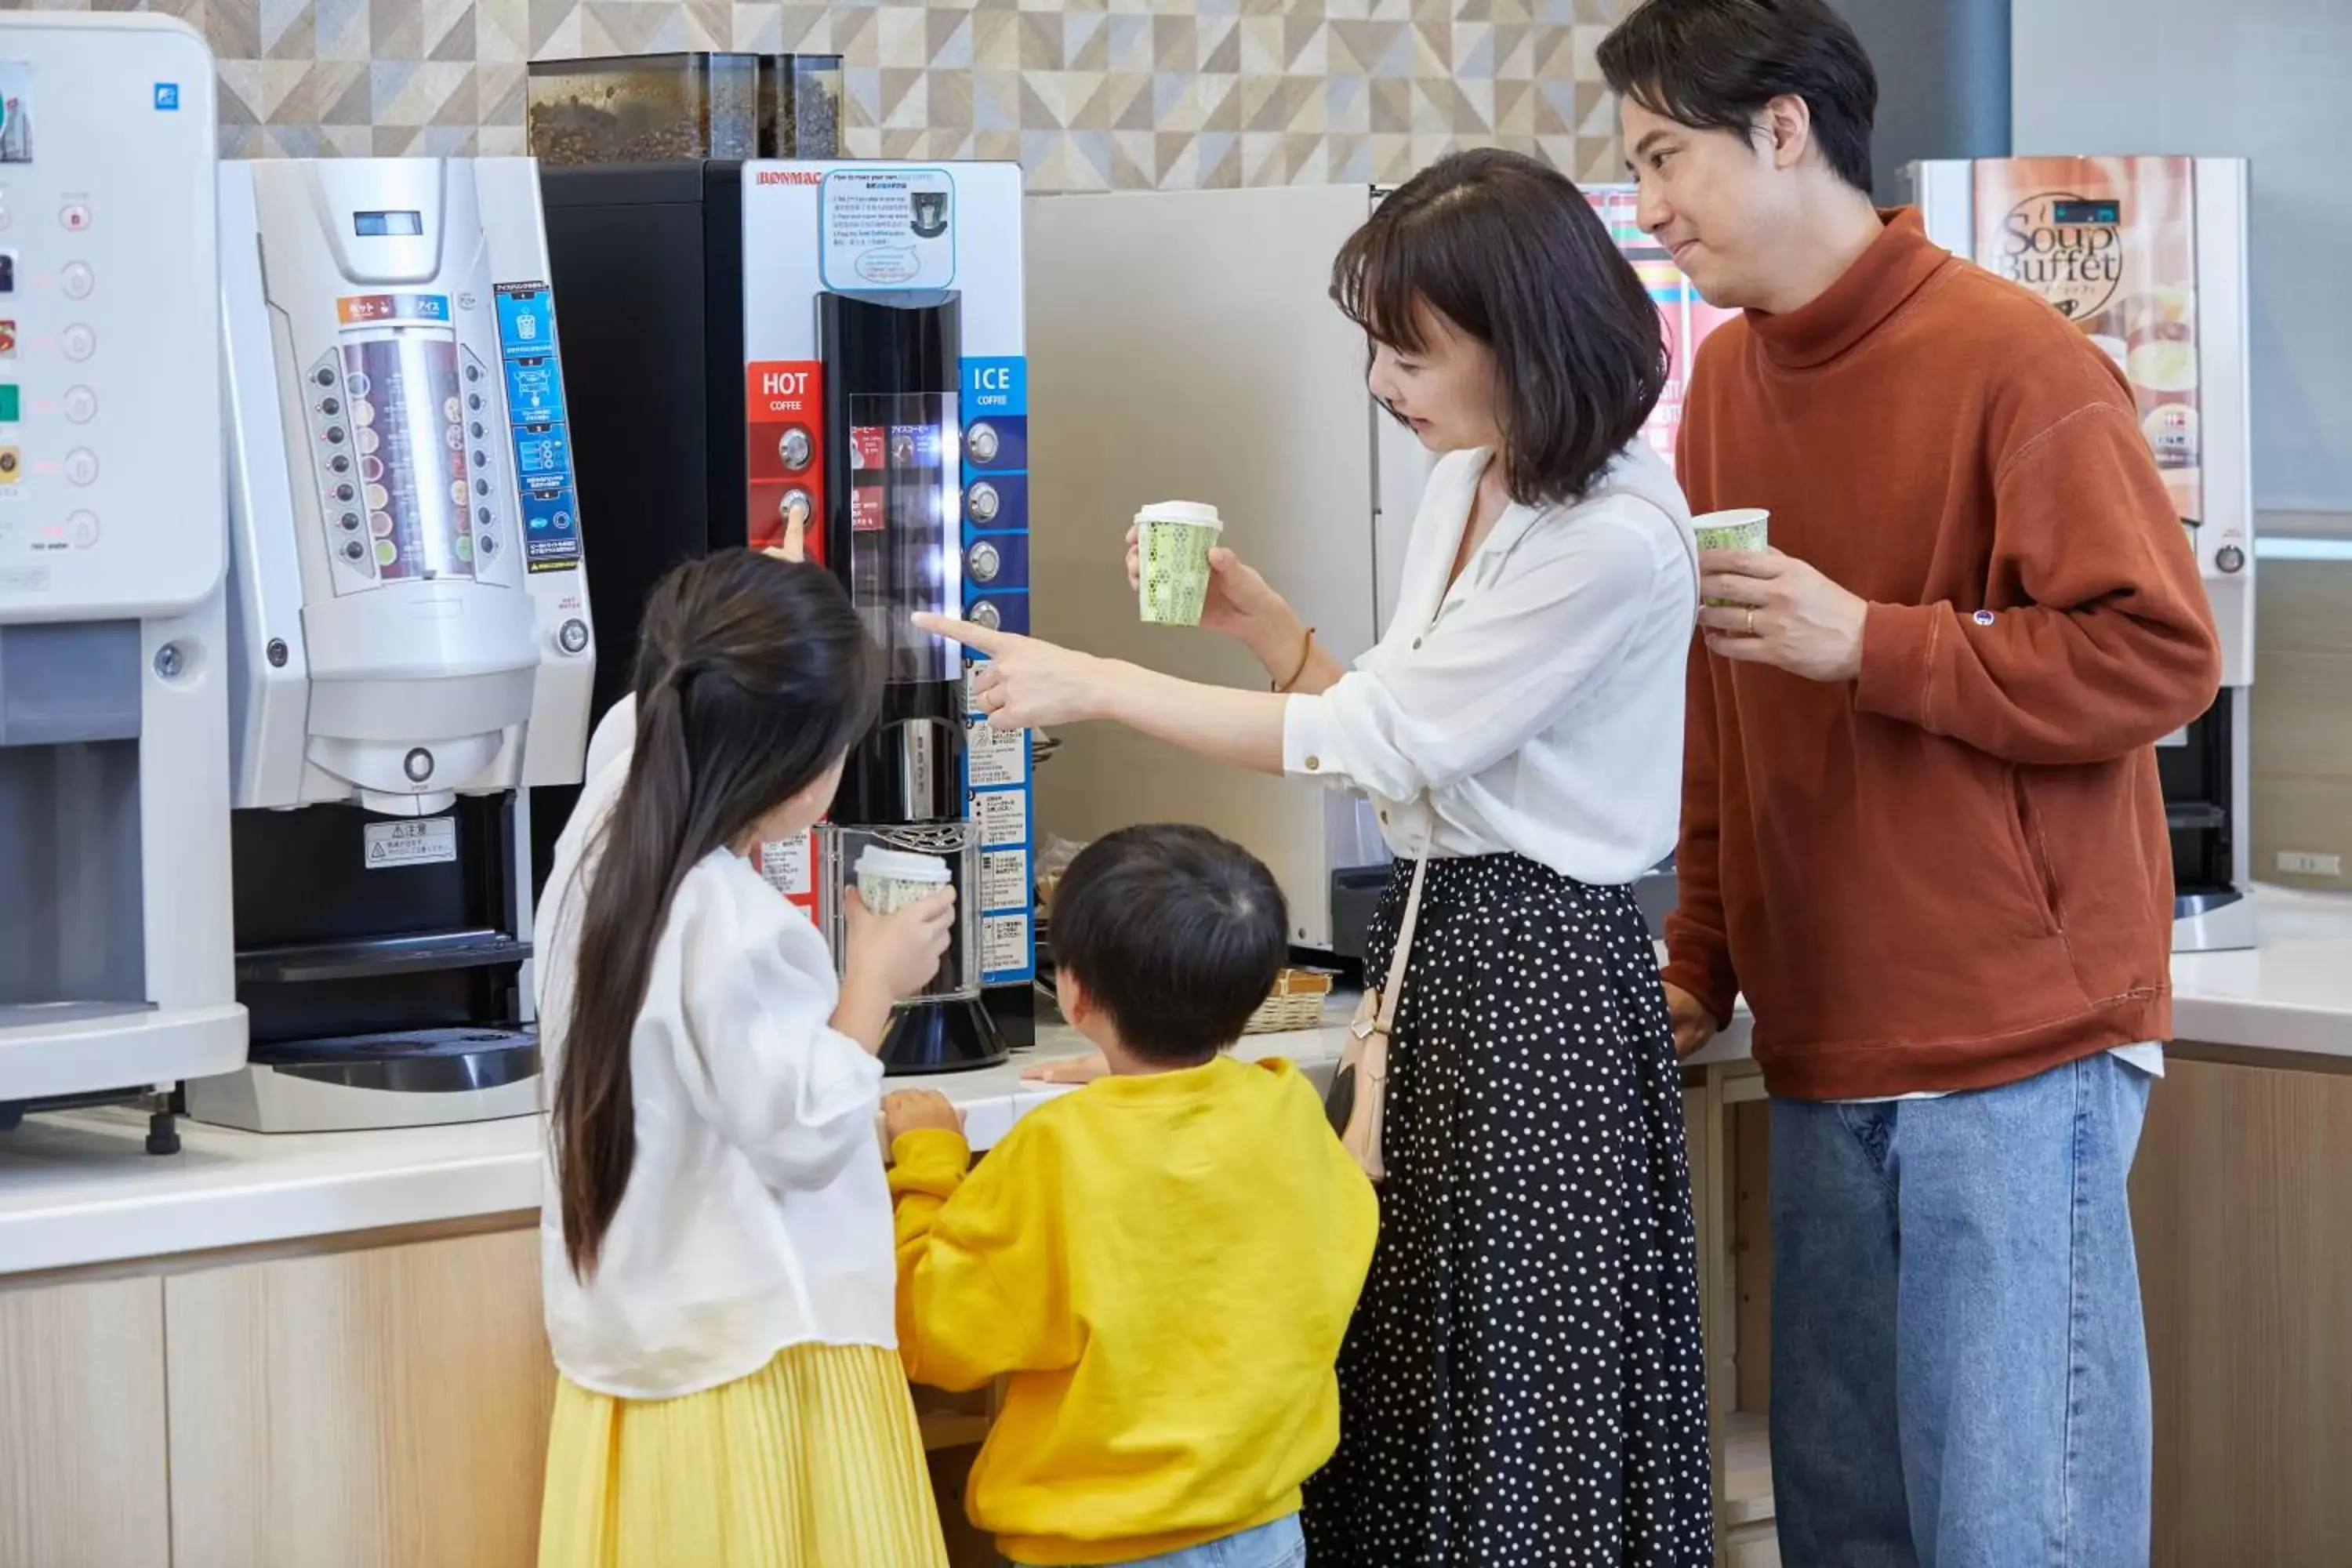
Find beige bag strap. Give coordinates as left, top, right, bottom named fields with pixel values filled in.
left=1367, top=848, right=1432, bottom=1042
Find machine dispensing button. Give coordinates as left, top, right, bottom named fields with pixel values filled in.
left=967, top=482, right=1000, bottom=524
left=478, top=532, right=498, bottom=557
left=60, top=203, right=89, bottom=232
left=557, top=619, right=590, bottom=655
left=316, top=367, right=337, bottom=388
left=477, top=506, right=492, bottom=527
left=60, top=262, right=93, bottom=300
left=466, top=393, right=484, bottom=412
left=554, top=510, right=572, bottom=530
left=470, top=421, right=485, bottom=440
left=68, top=510, right=97, bottom=548
left=471, top=450, right=488, bottom=468
left=971, top=599, right=1003, bottom=631
left=2216, top=544, right=2246, bottom=574
left=64, top=386, right=96, bottom=423
left=332, top=483, right=354, bottom=503
left=465, top=362, right=481, bottom=383
left=403, top=748, right=434, bottom=784
left=968, top=540, right=1001, bottom=583
left=319, top=396, right=340, bottom=416
left=61, top=324, right=95, bottom=361
left=474, top=477, right=490, bottom=497
left=64, top=448, right=97, bottom=486
left=328, top=454, right=350, bottom=474
left=343, top=539, right=366, bottom=561
left=1305, top=756, right=1321, bottom=771
left=967, top=423, right=1000, bottom=463
left=323, top=425, right=346, bottom=445
left=339, top=512, right=361, bottom=532
left=779, top=426, right=813, bottom=471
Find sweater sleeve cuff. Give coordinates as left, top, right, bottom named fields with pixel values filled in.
left=1281, top=691, right=1341, bottom=782
left=888, top=1127, right=972, bottom=1196
left=1661, top=946, right=1738, bottom=1031
left=1854, top=600, right=1941, bottom=728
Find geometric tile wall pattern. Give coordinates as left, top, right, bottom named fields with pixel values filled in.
left=14, top=0, right=1634, bottom=191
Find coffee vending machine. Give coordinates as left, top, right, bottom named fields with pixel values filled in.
left=542, top=162, right=1036, bottom=1070
left=1914, top=157, right=2255, bottom=953
left=194, top=157, right=597, bottom=1131
left=0, top=13, right=244, bottom=1151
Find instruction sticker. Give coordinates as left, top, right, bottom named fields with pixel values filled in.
left=758, top=834, right=814, bottom=898
left=982, top=848, right=1029, bottom=913
left=975, top=789, right=1026, bottom=848
left=364, top=817, right=457, bottom=869
left=982, top=912, right=1031, bottom=978
left=965, top=722, right=1027, bottom=789
left=820, top=169, right=956, bottom=292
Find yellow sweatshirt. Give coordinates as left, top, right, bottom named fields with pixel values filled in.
left=889, top=1054, right=1378, bottom=1567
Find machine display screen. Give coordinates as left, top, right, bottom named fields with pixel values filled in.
left=354, top=209, right=424, bottom=237
left=2050, top=199, right=2121, bottom=226
left=846, top=391, right=958, bottom=684
left=339, top=332, right=476, bottom=582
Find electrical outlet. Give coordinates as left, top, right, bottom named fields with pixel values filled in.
left=2275, top=850, right=2343, bottom=878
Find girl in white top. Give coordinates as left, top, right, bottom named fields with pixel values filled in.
left=534, top=548, right=956, bottom=1568
left=920, top=151, right=1715, bottom=1563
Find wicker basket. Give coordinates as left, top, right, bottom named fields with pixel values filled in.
left=1243, top=967, right=1334, bottom=1036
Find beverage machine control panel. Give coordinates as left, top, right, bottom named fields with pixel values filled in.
left=0, top=17, right=220, bottom=622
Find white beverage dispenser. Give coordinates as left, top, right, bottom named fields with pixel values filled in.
left=188, top=157, right=597, bottom=1132
left=0, top=13, right=244, bottom=1154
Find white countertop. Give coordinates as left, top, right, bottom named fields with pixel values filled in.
left=0, top=1018, right=1353, bottom=1279
left=8, top=883, right=2350, bottom=1280
left=1680, top=883, right=2352, bottom=1067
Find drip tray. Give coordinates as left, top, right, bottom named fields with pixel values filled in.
left=249, top=1027, right=539, bottom=1094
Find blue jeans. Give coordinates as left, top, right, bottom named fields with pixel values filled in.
left=1769, top=1053, right=2153, bottom=1568
left=1018, top=1515, right=1306, bottom=1568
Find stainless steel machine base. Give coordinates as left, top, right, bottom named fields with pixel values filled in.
left=184, top=1028, right=542, bottom=1132
left=2173, top=889, right=2258, bottom=954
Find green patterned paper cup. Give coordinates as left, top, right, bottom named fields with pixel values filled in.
left=1693, top=508, right=1769, bottom=608
left=855, top=847, right=952, bottom=916
left=1136, top=501, right=1223, bottom=626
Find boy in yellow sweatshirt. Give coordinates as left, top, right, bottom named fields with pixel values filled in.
left=884, top=824, right=1378, bottom=1568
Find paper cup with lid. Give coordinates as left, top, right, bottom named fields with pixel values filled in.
left=1691, top=507, right=1770, bottom=607
left=855, top=846, right=953, bottom=916
left=1134, top=500, right=1224, bottom=626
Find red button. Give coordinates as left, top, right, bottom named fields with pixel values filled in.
left=60, top=204, right=89, bottom=231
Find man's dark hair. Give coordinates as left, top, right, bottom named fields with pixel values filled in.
left=1050, top=825, right=1288, bottom=1065
left=1599, top=0, right=1878, bottom=196
left=1330, top=147, right=1665, bottom=509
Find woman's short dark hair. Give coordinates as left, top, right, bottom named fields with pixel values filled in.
left=1598, top=0, right=1878, bottom=196
left=1330, top=148, right=1665, bottom=508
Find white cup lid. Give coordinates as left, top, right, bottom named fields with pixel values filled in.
left=1134, top=500, right=1222, bottom=531
left=857, top=847, right=952, bottom=883
left=1693, top=507, right=1769, bottom=529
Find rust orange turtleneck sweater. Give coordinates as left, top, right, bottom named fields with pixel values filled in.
left=1664, top=209, right=2221, bottom=1099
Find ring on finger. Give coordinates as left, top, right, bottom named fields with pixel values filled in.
left=1744, top=607, right=1757, bottom=637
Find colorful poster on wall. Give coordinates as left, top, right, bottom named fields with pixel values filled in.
left=1967, top=157, right=2201, bottom=524
left=1584, top=186, right=1740, bottom=467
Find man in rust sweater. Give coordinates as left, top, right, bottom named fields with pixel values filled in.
left=1601, top=3, right=2221, bottom=1565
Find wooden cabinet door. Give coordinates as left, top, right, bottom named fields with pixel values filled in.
left=164, top=1225, right=555, bottom=1568
left=2133, top=1056, right=2352, bottom=1568
left=0, top=1276, right=172, bottom=1568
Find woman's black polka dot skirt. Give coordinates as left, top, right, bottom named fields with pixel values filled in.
left=1305, top=853, right=1715, bottom=1566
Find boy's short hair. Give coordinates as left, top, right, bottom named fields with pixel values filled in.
left=1051, top=825, right=1288, bottom=1065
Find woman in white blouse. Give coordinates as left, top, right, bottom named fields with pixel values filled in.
left=921, top=150, right=1711, bottom=1563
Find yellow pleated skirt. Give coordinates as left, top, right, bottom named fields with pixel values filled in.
left=537, top=1342, right=952, bottom=1568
